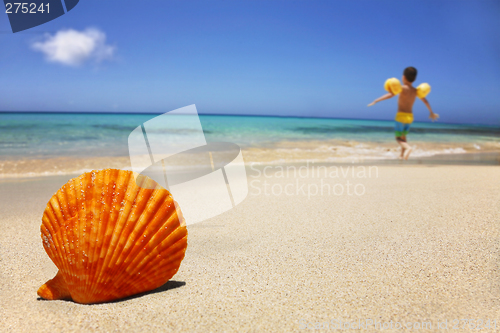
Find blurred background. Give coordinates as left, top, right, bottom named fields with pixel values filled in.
left=1, top=0, right=499, bottom=125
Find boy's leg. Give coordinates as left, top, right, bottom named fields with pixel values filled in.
left=394, top=121, right=408, bottom=159
left=396, top=136, right=409, bottom=159
left=401, top=125, right=412, bottom=160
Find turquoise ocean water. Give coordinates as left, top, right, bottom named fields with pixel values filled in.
left=1, top=112, right=499, bottom=160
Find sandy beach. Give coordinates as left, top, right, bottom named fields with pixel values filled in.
left=1, top=164, right=499, bottom=332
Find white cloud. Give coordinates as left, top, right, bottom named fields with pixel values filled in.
left=32, top=28, right=115, bottom=66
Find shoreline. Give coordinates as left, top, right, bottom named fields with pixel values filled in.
left=0, top=151, right=498, bottom=181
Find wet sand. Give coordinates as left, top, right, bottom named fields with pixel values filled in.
left=1, top=139, right=499, bottom=179
left=1, top=164, right=499, bottom=332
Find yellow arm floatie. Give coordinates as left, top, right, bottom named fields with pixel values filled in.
left=384, top=78, right=402, bottom=95
left=416, top=83, right=431, bottom=98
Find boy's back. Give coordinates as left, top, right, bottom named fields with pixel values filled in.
left=398, top=84, right=417, bottom=114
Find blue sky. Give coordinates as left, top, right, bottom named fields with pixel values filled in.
left=1, top=0, right=499, bottom=125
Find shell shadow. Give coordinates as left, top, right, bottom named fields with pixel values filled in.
left=36, top=280, right=186, bottom=304
left=110, top=280, right=186, bottom=303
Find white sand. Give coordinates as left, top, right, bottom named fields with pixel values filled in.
left=1, top=165, right=499, bottom=332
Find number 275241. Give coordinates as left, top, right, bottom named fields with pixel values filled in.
left=5, top=3, right=49, bottom=14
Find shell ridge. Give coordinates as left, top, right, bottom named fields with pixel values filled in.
left=41, top=214, right=59, bottom=259
left=65, top=177, right=81, bottom=297
left=47, top=199, right=73, bottom=280
left=87, top=169, right=110, bottom=295
left=76, top=173, right=90, bottom=296
left=41, top=207, right=59, bottom=249
left=122, top=241, right=187, bottom=298
left=95, top=173, right=147, bottom=294
left=116, top=180, right=159, bottom=260
left=62, top=182, right=79, bottom=278
left=102, top=190, right=178, bottom=294
left=91, top=170, right=133, bottom=294
left=54, top=179, right=75, bottom=296
left=113, top=186, right=168, bottom=273
left=106, top=174, right=145, bottom=265
left=108, top=239, right=186, bottom=301
left=46, top=198, right=67, bottom=270
left=81, top=172, right=95, bottom=295
left=59, top=215, right=79, bottom=293
left=131, top=195, right=177, bottom=260
left=75, top=175, right=87, bottom=296
left=41, top=223, right=60, bottom=270
left=51, top=193, right=74, bottom=280
left=89, top=169, right=123, bottom=297
left=109, top=208, right=187, bottom=293
left=99, top=182, right=159, bottom=296
left=42, top=204, right=58, bottom=236
left=48, top=214, right=76, bottom=294
left=49, top=196, right=64, bottom=226
left=122, top=233, right=187, bottom=291
left=57, top=184, right=78, bottom=291
left=87, top=169, right=114, bottom=296
left=123, top=204, right=181, bottom=274
left=74, top=170, right=112, bottom=303
left=139, top=229, right=188, bottom=274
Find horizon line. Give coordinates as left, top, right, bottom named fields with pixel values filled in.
left=1, top=110, right=499, bottom=128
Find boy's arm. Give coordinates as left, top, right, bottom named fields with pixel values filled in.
left=367, top=93, right=394, bottom=106
left=420, top=97, right=439, bottom=121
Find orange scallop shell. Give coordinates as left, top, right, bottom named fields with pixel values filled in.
left=37, top=169, right=188, bottom=304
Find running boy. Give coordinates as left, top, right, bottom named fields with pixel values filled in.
left=368, top=67, right=439, bottom=160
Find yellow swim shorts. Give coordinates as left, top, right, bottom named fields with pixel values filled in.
left=394, top=112, right=414, bottom=124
